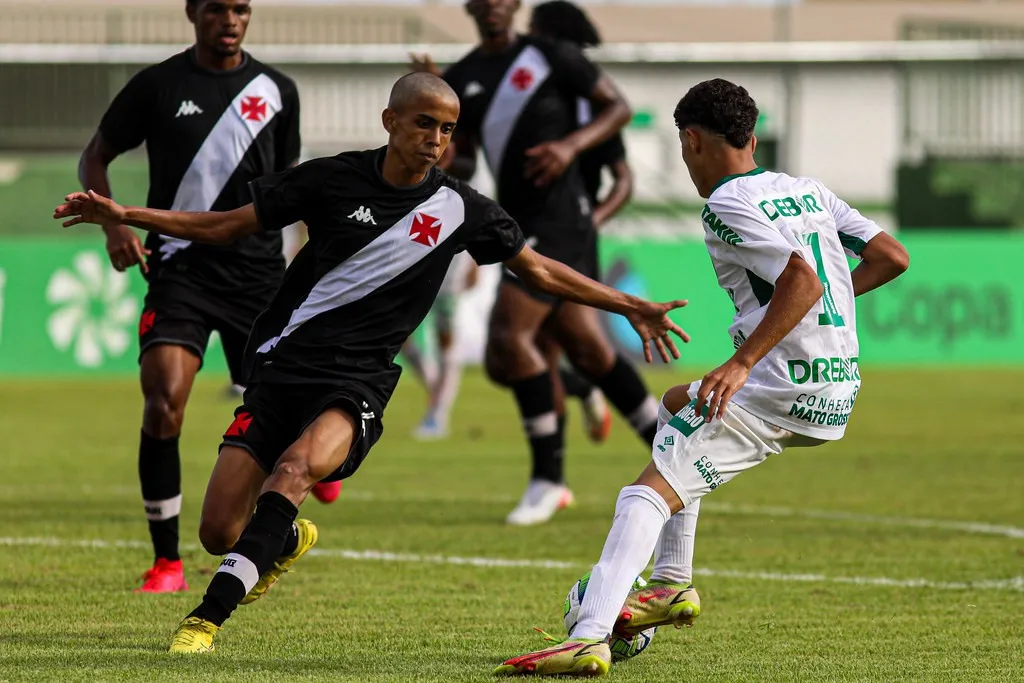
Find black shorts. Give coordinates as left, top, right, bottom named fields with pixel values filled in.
left=138, top=280, right=274, bottom=384
left=219, top=381, right=384, bottom=483
left=503, top=225, right=599, bottom=304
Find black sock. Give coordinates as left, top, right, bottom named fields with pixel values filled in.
left=511, top=372, right=564, bottom=484
left=139, top=431, right=181, bottom=562
left=559, top=367, right=594, bottom=401
left=190, top=492, right=298, bottom=626
left=590, top=355, right=660, bottom=445
left=281, top=523, right=299, bottom=557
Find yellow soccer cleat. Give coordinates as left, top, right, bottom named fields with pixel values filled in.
left=614, top=581, right=701, bottom=637
left=240, top=518, right=318, bottom=605
left=494, top=639, right=611, bottom=677
left=168, top=616, right=220, bottom=654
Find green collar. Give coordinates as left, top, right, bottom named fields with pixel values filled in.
left=710, top=167, right=766, bottom=194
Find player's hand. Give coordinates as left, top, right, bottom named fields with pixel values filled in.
left=625, top=298, right=690, bottom=364
left=409, top=53, right=441, bottom=76
left=694, top=357, right=751, bottom=423
left=524, top=140, right=577, bottom=187
left=104, top=224, right=151, bottom=273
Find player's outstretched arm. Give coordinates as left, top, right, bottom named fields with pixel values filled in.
left=695, top=254, right=823, bottom=422
left=504, top=245, right=689, bottom=363
left=851, top=232, right=910, bottom=297
left=54, top=190, right=259, bottom=245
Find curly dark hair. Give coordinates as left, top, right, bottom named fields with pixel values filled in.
left=531, top=1, right=602, bottom=48
left=673, top=79, right=759, bottom=149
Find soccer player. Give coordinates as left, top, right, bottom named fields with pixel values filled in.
left=529, top=0, right=634, bottom=446
left=55, top=72, right=690, bottom=654
left=400, top=251, right=479, bottom=440
left=442, top=0, right=665, bottom=526
left=77, top=0, right=314, bottom=593
left=495, top=79, right=910, bottom=676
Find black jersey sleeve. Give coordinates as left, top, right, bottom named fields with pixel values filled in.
left=550, top=41, right=601, bottom=99
left=98, top=68, right=151, bottom=154
left=249, top=157, right=334, bottom=231
left=458, top=184, right=526, bottom=265
left=274, top=81, right=302, bottom=170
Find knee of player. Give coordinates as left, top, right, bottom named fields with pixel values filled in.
left=271, top=456, right=316, bottom=489
left=483, top=342, right=513, bottom=386
left=661, top=384, right=692, bottom=416
left=563, top=341, right=613, bottom=379
left=142, top=394, right=186, bottom=435
left=198, top=519, right=236, bottom=556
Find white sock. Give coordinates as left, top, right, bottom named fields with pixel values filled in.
left=431, top=344, right=462, bottom=428
left=572, top=485, right=671, bottom=640
left=651, top=498, right=700, bottom=584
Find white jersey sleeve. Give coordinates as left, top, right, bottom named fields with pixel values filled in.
left=702, top=194, right=802, bottom=286
left=814, top=181, right=883, bottom=260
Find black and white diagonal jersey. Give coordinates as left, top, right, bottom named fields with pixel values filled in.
left=444, top=36, right=599, bottom=226
left=244, top=148, right=525, bottom=412
left=99, top=48, right=300, bottom=295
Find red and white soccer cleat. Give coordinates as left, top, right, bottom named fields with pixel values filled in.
left=136, top=558, right=188, bottom=593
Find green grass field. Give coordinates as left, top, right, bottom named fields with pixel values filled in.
left=1, top=368, right=1022, bottom=682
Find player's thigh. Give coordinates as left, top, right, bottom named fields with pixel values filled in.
left=651, top=398, right=790, bottom=509
left=199, top=444, right=269, bottom=554
left=268, top=407, right=360, bottom=504
left=139, top=345, right=203, bottom=436
left=546, top=301, right=616, bottom=378
left=485, top=280, right=554, bottom=380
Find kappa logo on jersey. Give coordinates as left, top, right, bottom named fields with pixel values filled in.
left=409, top=212, right=443, bottom=247
left=510, top=67, right=534, bottom=91
left=464, top=81, right=485, bottom=98
left=240, top=96, right=267, bottom=122
left=175, top=100, right=203, bottom=118
left=348, top=206, right=377, bottom=225
left=139, top=309, right=156, bottom=337
left=224, top=411, right=253, bottom=437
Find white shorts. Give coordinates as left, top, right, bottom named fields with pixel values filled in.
left=652, top=381, right=825, bottom=508
left=434, top=252, right=474, bottom=334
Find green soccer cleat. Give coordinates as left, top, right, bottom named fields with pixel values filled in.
left=494, top=639, right=611, bottom=677
left=614, top=581, right=700, bottom=636
left=240, top=518, right=318, bottom=605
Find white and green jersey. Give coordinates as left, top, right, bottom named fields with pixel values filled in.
left=701, top=168, right=882, bottom=440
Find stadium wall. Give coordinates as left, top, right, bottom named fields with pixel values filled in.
left=0, top=233, right=1019, bottom=377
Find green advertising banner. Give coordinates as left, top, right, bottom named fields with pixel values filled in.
left=0, top=232, right=1021, bottom=375
left=0, top=239, right=227, bottom=375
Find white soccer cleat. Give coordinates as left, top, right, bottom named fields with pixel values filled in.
left=505, top=480, right=575, bottom=526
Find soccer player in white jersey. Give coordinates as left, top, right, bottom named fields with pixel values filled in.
left=401, top=250, right=480, bottom=439
left=495, top=78, right=910, bottom=677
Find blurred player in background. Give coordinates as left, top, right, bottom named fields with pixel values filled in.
left=437, top=0, right=665, bottom=526
left=401, top=251, right=480, bottom=440
left=496, top=79, right=910, bottom=677
left=56, top=72, right=689, bottom=654
left=529, top=0, right=634, bottom=448
left=77, top=0, right=309, bottom=593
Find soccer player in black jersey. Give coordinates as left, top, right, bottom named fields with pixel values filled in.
left=77, top=0, right=312, bottom=593
left=56, top=72, right=689, bottom=655
left=441, top=0, right=665, bottom=525
left=529, top=0, right=636, bottom=448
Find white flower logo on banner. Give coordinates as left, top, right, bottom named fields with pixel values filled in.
left=46, top=251, right=138, bottom=368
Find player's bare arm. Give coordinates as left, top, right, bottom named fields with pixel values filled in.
left=504, top=245, right=689, bottom=363
left=78, top=131, right=151, bottom=273
left=524, top=75, right=632, bottom=187
left=851, top=232, right=910, bottom=297
left=444, top=129, right=478, bottom=180
left=696, top=253, right=823, bottom=421
left=592, top=157, right=634, bottom=228
left=55, top=191, right=259, bottom=245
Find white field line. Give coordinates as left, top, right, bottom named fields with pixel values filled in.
left=337, top=490, right=1024, bottom=540
left=1, top=536, right=1021, bottom=592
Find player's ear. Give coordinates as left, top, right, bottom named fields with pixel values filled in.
left=750, top=134, right=758, bottom=156
left=381, top=108, right=396, bottom=135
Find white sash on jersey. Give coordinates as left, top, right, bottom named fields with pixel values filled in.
left=256, top=187, right=466, bottom=354
left=160, top=73, right=283, bottom=259
left=480, top=46, right=551, bottom=179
